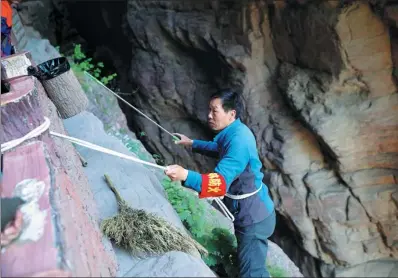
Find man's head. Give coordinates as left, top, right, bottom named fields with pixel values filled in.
left=208, top=89, right=243, bottom=131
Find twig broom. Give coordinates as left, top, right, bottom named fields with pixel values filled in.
left=100, top=174, right=208, bottom=257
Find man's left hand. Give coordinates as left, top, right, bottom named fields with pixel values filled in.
left=164, top=164, right=188, bottom=182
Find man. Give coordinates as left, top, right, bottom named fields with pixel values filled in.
left=165, top=89, right=276, bottom=277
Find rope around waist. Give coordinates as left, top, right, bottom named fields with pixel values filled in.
left=211, top=184, right=263, bottom=222
left=225, top=183, right=263, bottom=200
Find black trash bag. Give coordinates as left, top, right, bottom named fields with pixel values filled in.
left=2, top=57, right=71, bottom=84
left=1, top=80, right=11, bottom=93
left=27, top=57, right=71, bottom=81
left=1, top=63, right=10, bottom=94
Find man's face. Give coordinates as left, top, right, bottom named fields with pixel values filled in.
left=208, top=98, right=236, bottom=131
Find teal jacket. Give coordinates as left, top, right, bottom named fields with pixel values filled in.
left=184, top=119, right=274, bottom=227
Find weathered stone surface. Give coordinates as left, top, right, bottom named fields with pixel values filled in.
left=330, top=258, right=398, bottom=277
left=0, top=51, right=32, bottom=79
left=337, top=2, right=395, bottom=97
left=14, top=0, right=398, bottom=276
left=0, top=76, right=44, bottom=144
left=1, top=142, right=59, bottom=277
left=1, top=141, right=116, bottom=277
left=106, top=1, right=398, bottom=276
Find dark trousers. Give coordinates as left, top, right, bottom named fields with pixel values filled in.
left=235, top=210, right=276, bottom=278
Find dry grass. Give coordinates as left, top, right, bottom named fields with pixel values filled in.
left=101, top=174, right=208, bottom=257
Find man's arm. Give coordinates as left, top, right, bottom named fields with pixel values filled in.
left=174, top=133, right=219, bottom=158
left=184, top=138, right=249, bottom=197
left=191, top=140, right=219, bottom=158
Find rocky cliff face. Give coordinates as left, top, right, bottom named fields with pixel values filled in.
left=17, top=0, right=398, bottom=276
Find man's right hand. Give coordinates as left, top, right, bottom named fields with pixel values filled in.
left=173, top=133, right=193, bottom=146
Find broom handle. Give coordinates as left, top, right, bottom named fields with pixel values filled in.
left=104, top=174, right=123, bottom=204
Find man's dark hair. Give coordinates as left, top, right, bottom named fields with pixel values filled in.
left=210, top=88, right=243, bottom=119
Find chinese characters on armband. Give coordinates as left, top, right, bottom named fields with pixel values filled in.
left=199, top=173, right=226, bottom=198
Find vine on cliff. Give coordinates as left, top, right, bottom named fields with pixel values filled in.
left=55, top=44, right=117, bottom=87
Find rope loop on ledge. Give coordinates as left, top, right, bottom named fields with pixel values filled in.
left=1, top=117, right=51, bottom=153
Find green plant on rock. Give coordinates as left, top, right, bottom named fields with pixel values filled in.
left=66, top=44, right=117, bottom=86
left=162, top=178, right=239, bottom=277
left=267, top=264, right=288, bottom=277
left=107, top=128, right=151, bottom=162
left=198, top=227, right=239, bottom=276
left=152, top=154, right=166, bottom=166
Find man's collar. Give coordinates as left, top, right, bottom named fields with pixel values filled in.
left=214, top=118, right=241, bottom=143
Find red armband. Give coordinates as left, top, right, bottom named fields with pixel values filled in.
left=199, top=173, right=226, bottom=198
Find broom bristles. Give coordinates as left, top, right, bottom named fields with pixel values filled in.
left=101, top=174, right=208, bottom=257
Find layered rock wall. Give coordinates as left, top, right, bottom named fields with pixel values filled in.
left=15, top=0, right=398, bottom=276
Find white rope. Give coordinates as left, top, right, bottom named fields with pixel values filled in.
left=51, top=126, right=237, bottom=221
left=49, top=130, right=242, bottom=222
left=49, top=131, right=168, bottom=171
left=213, top=197, right=235, bottom=222
left=1, top=117, right=51, bottom=153
left=207, top=185, right=263, bottom=222
left=82, top=71, right=256, bottom=222
left=51, top=130, right=238, bottom=221
left=226, top=184, right=263, bottom=200
left=0, top=114, right=235, bottom=221
left=0, top=104, right=251, bottom=223
left=83, top=71, right=178, bottom=140
left=213, top=185, right=263, bottom=222
left=0, top=116, right=167, bottom=171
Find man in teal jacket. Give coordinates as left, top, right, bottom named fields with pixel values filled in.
left=165, top=89, right=275, bottom=277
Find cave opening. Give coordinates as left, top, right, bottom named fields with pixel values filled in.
left=53, top=1, right=132, bottom=93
